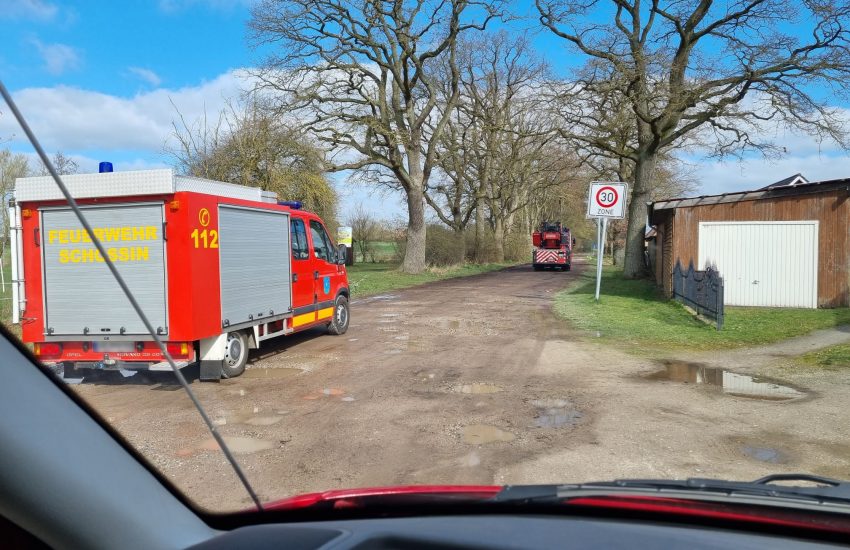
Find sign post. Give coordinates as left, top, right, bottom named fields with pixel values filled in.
left=586, top=182, right=628, bottom=302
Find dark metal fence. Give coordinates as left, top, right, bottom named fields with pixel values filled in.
left=672, top=260, right=725, bottom=330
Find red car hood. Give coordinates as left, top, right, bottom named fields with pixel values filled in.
left=264, top=485, right=501, bottom=511
left=261, top=484, right=850, bottom=536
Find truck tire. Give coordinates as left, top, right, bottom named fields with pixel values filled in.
left=565, top=263, right=571, bottom=272
left=533, top=264, right=543, bottom=271
left=328, top=295, right=350, bottom=335
left=221, top=331, right=248, bottom=378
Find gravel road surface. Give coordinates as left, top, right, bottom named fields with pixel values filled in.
left=72, top=259, right=850, bottom=511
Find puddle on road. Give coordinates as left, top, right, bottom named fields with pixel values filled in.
left=427, top=317, right=499, bottom=336
left=646, top=361, right=806, bottom=401
left=459, top=451, right=481, bottom=467
left=197, top=436, right=274, bottom=454
left=242, top=367, right=302, bottom=379
left=742, top=445, right=787, bottom=464
left=462, top=424, right=516, bottom=444
left=452, top=383, right=503, bottom=394
left=303, top=388, right=348, bottom=400
left=243, top=416, right=283, bottom=426
left=354, top=294, right=400, bottom=305
left=531, top=399, right=583, bottom=428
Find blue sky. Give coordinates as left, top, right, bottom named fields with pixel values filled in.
left=2, top=0, right=849, bottom=222
left=1, top=1, right=254, bottom=94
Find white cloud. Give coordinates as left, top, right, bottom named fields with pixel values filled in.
left=0, top=69, right=252, bottom=152
left=127, top=67, right=162, bottom=87
left=693, top=153, right=850, bottom=195
left=31, top=39, right=81, bottom=75
left=1, top=0, right=58, bottom=20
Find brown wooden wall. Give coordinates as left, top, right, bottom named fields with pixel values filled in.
left=665, top=190, right=850, bottom=307
left=650, top=213, right=675, bottom=296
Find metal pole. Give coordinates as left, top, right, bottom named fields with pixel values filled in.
left=595, top=217, right=606, bottom=301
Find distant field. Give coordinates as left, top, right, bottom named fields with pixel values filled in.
left=353, top=241, right=396, bottom=263
left=347, top=262, right=515, bottom=297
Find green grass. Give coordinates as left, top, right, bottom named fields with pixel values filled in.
left=798, top=344, right=850, bottom=370
left=555, top=265, right=850, bottom=353
left=353, top=241, right=397, bottom=263
left=348, top=262, right=515, bottom=297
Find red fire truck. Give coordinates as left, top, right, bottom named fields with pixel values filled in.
left=9, top=168, right=350, bottom=380
left=532, top=221, right=573, bottom=271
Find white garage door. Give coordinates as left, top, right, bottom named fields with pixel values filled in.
left=698, top=221, right=818, bottom=308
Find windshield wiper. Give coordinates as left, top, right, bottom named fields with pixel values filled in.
left=493, top=474, right=850, bottom=507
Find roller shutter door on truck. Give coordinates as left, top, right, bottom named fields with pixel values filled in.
left=41, top=204, right=168, bottom=336
left=218, top=205, right=291, bottom=328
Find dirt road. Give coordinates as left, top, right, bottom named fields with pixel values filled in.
left=73, top=259, right=850, bottom=511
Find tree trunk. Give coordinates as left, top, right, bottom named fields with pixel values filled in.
left=622, top=155, right=655, bottom=278
left=493, top=216, right=505, bottom=263
left=474, top=200, right=485, bottom=262
left=454, top=226, right=466, bottom=264
left=401, top=180, right=427, bottom=274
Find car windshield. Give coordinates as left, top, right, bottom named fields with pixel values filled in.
left=3, top=0, right=850, bottom=515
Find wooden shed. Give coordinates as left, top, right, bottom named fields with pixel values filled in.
left=648, top=178, right=850, bottom=308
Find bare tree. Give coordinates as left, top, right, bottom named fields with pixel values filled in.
left=433, top=32, right=554, bottom=261
left=538, top=0, right=850, bottom=277
left=424, top=42, right=481, bottom=263
left=348, top=203, right=381, bottom=262
left=36, top=151, right=78, bottom=177
left=248, top=0, right=502, bottom=273
left=0, top=149, right=30, bottom=252
left=485, top=125, right=573, bottom=261
left=167, top=100, right=338, bottom=224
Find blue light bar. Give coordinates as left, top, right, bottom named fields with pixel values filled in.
left=98, top=161, right=113, bottom=173
left=278, top=200, right=302, bottom=209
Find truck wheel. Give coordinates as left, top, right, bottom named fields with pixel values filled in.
left=328, top=295, right=350, bottom=335
left=565, top=264, right=571, bottom=272
left=221, top=331, right=248, bottom=378
left=533, top=264, right=543, bottom=271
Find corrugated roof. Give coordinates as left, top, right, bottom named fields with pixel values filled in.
left=651, top=177, right=850, bottom=211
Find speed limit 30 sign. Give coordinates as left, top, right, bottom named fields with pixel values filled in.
left=586, top=182, right=629, bottom=219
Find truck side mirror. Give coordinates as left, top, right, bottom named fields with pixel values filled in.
left=572, top=238, right=576, bottom=246
left=337, top=244, right=347, bottom=265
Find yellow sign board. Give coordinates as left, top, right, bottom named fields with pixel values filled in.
left=337, top=226, right=353, bottom=247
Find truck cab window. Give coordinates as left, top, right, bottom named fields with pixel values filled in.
left=291, top=219, right=309, bottom=260
left=309, top=220, right=334, bottom=263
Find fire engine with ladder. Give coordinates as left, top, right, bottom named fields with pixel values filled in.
left=9, top=167, right=350, bottom=380
left=532, top=221, right=574, bottom=271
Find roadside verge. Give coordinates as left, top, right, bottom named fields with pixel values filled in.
left=554, top=265, right=850, bottom=354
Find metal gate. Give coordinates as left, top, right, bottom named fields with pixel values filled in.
left=218, top=205, right=291, bottom=328
left=41, top=204, right=168, bottom=336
